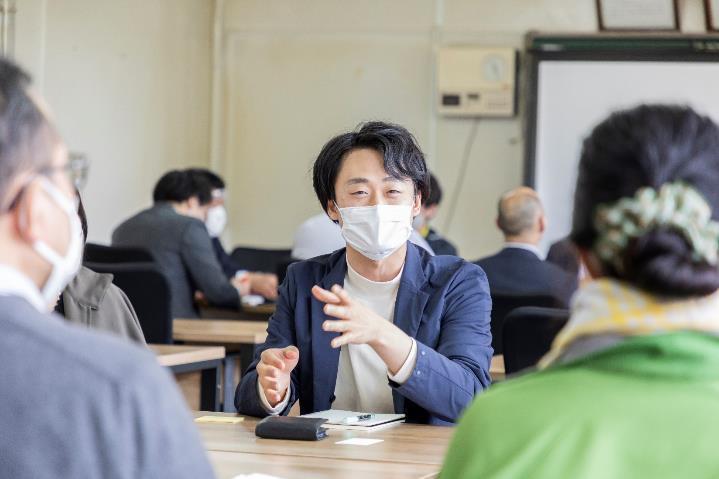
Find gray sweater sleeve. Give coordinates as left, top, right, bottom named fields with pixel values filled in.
left=180, top=220, right=240, bottom=309
left=127, top=358, right=216, bottom=478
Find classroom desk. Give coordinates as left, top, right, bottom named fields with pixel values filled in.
left=199, top=302, right=276, bottom=321
left=207, top=451, right=440, bottom=479
left=195, top=412, right=451, bottom=479
left=150, top=344, right=225, bottom=411
left=174, top=319, right=269, bottom=413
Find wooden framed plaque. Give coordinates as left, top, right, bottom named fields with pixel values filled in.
left=596, top=0, right=680, bottom=31
left=706, top=0, right=719, bottom=31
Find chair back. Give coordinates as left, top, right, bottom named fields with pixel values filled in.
left=490, top=292, right=564, bottom=354
left=230, top=246, right=292, bottom=274
left=502, top=306, right=570, bottom=374
left=85, top=262, right=173, bottom=344
left=84, top=243, right=153, bottom=264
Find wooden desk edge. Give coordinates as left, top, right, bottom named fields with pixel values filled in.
left=151, top=345, right=226, bottom=367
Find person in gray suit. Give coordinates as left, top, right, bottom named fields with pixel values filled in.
left=0, top=59, right=213, bottom=478
left=112, top=170, right=277, bottom=318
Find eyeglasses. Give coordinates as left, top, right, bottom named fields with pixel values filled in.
left=2, top=153, right=90, bottom=213
left=38, top=152, right=90, bottom=190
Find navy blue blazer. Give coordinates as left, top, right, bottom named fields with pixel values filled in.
left=235, top=242, right=493, bottom=425
left=475, top=247, right=578, bottom=306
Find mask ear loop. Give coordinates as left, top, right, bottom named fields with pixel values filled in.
left=331, top=201, right=343, bottom=225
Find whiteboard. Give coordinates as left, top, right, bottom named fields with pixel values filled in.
left=533, top=61, right=719, bottom=252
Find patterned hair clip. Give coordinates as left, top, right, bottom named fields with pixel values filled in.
left=594, top=182, right=719, bottom=273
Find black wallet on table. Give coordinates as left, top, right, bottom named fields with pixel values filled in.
left=255, top=416, right=328, bottom=441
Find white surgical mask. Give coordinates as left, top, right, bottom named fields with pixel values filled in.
left=336, top=203, right=413, bottom=261
left=32, top=178, right=83, bottom=307
left=205, top=205, right=227, bottom=238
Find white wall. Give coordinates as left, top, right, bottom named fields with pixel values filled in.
left=14, top=0, right=214, bottom=243
left=10, top=0, right=709, bottom=254
left=215, top=0, right=708, bottom=259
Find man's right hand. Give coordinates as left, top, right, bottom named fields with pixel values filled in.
left=257, top=346, right=299, bottom=408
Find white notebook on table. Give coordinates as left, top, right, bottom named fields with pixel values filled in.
left=302, top=410, right=405, bottom=431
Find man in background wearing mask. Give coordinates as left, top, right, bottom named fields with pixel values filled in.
left=189, top=169, right=279, bottom=295
left=0, top=59, right=213, bottom=477
left=413, top=173, right=458, bottom=256
left=192, top=168, right=238, bottom=277
left=113, top=169, right=276, bottom=319
left=236, top=122, right=492, bottom=424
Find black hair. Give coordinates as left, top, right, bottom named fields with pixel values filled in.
left=312, top=121, right=429, bottom=213
left=152, top=169, right=213, bottom=205
left=0, top=58, right=58, bottom=211
left=76, top=189, right=88, bottom=243
left=425, top=173, right=442, bottom=207
left=571, top=104, right=719, bottom=297
left=188, top=168, right=225, bottom=190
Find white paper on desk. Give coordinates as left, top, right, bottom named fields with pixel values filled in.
left=336, top=438, right=384, bottom=446
left=302, top=409, right=405, bottom=429
left=241, top=294, right=265, bottom=306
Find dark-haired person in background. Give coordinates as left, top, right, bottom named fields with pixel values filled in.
left=546, top=235, right=589, bottom=283
left=189, top=168, right=279, bottom=297
left=475, top=186, right=577, bottom=306
left=0, top=59, right=213, bottom=477
left=112, top=169, right=275, bottom=318
left=443, top=105, right=719, bottom=477
left=236, top=121, right=492, bottom=424
left=190, top=168, right=239, bottom=277
left=413, top=173, right=458, bottom=256
left=57, top=191, right=145, bottom=343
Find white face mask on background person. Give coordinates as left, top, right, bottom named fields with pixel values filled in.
left=336, top=203, right=413, bottom=261
left=205, top=205, right=227, bottom=238
left=31, top=178, right=83, bottom=307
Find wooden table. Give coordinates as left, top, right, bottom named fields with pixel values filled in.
left=174, top=319, right=269, bottom=413
left=150, top=344, right=225, bottom=411
left=195, top=412, right=451, bottom=479
left=199, top=302, right=276, bottom=321
left=174, top=319, right=269, bottom=344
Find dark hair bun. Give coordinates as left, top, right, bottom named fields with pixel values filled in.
left=623, top=228, right=719, bottom=297
left=571, top=105, right=719, bottom=298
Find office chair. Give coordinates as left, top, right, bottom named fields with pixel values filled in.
left=230, top=246, right=292, bottom=274
left=83, top=242, right=154, bottom=264
left=489, top=292, right=565, bottom=354
left=85, top=262, right=173, bottom=344
left=502, top=306, right=570, bottom=374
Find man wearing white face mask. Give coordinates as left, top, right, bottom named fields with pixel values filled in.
left=190, top=169, right=280, bottom=297
left=190, top=169, right=235, bottom=276
left=113, top=169, right=278, bottom=318
left=236, top=121, right=493, bottom=424
left=0, top=59, right=213, bottom=477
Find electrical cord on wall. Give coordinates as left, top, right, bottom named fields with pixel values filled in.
left=442, top=118, right=480, bottom=234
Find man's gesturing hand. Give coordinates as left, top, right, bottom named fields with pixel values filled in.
left=256, top=346, right=299, bottom=408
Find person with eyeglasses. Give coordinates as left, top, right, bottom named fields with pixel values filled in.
left=0, top=60, right=214, bottom=477
left=235, top=122, right=493, bottom=424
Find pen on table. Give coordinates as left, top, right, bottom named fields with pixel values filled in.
left=341, top=414, right=374, bottom=425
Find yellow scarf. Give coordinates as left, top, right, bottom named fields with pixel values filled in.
left=539, top=278, right=719, bottom=368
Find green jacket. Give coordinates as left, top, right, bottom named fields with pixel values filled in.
left=441, top=332, right=719, bottom=478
